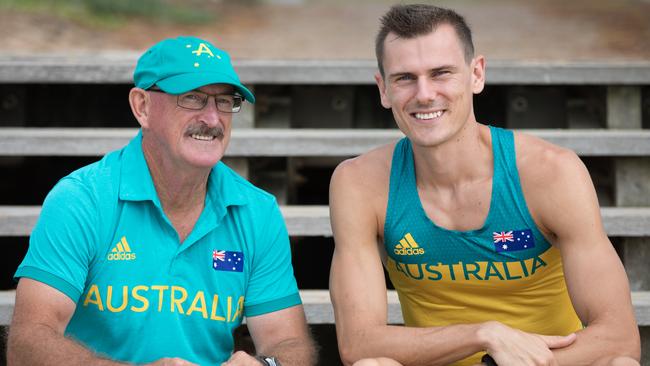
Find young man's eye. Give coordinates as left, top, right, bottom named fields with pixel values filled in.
left=395, top=74, right=414, bottom=82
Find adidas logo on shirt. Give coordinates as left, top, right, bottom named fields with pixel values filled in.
left=394, top=233, right=425, bottom=256
left=107, top=236, right=136, bottom=261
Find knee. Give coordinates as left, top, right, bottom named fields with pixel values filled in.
left=604, top=356, right=640, bottom=366
left=352, top=358, right=402, bottom=366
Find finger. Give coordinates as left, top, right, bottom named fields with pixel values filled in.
left=540, top=332, right=577, bottom=349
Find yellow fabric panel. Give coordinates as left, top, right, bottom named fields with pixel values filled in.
left=386, top=246, right=582, bottom=365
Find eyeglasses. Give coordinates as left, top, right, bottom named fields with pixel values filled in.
left=148, top=88, right=243, bottom=113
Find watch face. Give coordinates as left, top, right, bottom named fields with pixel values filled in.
left=257, top=356, right=280, bottom=366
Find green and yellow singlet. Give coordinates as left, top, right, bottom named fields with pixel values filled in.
left=384, top=126, right=582, bottom=365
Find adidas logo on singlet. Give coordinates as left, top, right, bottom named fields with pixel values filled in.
left=394, top=233, right=425, bottom=256
left=107, top=236, right=136, bottom=261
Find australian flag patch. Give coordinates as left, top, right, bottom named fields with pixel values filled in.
left=492, top=229, right=535, bottom=252
left=212, top=249, right=244, bottom=272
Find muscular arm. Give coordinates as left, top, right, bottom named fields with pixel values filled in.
left=518, top=139, right=641, bottom=364
left=245, top=305, right=316, bottom=366
left=7, top=278, right=129, bottom=366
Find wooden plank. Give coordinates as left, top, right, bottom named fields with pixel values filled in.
left=1, top=57, right=649, bottom=85
left=0, top=290, right=648, bottom=326
left=301, top=289, right=403, bottom=325
left=631, top=291, right=649, bottom=327
left=607, top=86, right=642, bottom=129
left=1, top=128, right=650, bottom=157
left=0, top=290, right=14, bottom=325
left=1, top=206, right=649, bottom=238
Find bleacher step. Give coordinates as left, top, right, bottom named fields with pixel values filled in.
left=1, top=128, right=650, bottom=157
left=1, top=57, right=649, bottom=85
left=0, top=290, right=648, bottom=326
left=0, top=205, right=650, bottom=237
left=1, top=206, right=649, bottom=237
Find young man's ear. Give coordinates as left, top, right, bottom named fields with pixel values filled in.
left=375, top=72, right=392, bottom=109
left=129, top=88, right=151, bottom=128
left=471, top=55, right=486, bottom=94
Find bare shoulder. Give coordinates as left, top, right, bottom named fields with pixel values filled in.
left=330, top=142, right=395, bottom=201
left=514, top=131, right=598, bottom=237
left=329, top=142, right=396, bottom=239
left=514, top=131, right=589, bottom=189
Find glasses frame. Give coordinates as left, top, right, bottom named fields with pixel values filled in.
left=147, top=87, right=243, bottom=113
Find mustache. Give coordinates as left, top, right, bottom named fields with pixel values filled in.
left=186, top=124, right=224, bottom=139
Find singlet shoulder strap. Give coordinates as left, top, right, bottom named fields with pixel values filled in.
left=385, top=138, right=415, bottom=235
left=490, top=125, right=516, bottom=174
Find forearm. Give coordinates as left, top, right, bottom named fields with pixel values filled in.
left=8, top=323, right=128, bottom=366
left=260, top=336, right=317, bottom=366
left=554, top=322, right=640, bottom=365
left=339, top=323, right=485, bottom=366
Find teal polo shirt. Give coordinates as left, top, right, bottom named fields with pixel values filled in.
left=15, top=131, right=301, bottom=365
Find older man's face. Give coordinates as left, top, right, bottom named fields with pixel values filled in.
left=142, top=83, right=236, bottom=171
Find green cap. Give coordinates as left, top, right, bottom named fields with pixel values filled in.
left=133, top=36, right=255, bottom=103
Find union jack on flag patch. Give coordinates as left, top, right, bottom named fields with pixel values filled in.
left=493, top=229, right=535, bottom=252
left=493, top=231, right=514, bottom=243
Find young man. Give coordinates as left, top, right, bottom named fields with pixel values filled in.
left=329, top=5, right=640, bottom=366
left=9, top=36, right=315, bottom=366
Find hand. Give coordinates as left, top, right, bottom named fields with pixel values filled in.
left=221, top=351, right=264, bottom=366
left=478, top=321, right=576, bottom=366
left=143, top=357, right=198, bottom=366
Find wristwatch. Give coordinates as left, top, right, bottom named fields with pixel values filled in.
left=481, top=353, right=498, bottom=366
left=256, top=355, right=282, bottom=366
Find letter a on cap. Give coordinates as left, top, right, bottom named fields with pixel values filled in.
left=192, top=43, right=215, bottom=58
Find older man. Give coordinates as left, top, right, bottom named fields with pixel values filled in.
left=9, top=36, right=315, bottom=366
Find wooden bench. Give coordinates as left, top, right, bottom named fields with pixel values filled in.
left=1, top=128, right=649, bottom=157
left=1, top=57, right=649, bottom=85
left=1, top=205, right=649, bottom=238
left=1, top=289, right=649, bottom=326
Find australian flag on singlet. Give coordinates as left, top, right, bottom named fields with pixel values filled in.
left=212, top=249, right=244, bottom=272
left=492, top=229, right=535, bottom=252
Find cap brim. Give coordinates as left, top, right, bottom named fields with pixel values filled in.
left=156, top=72, right=255, bottom=103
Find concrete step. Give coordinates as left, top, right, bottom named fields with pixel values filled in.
left=1, top=205, right=649, bottom=238
left=0, top=289, right=648, bottom=326
left=1, top=57, right=649, bottom=85
left=1, top=128, right=650, bottom=157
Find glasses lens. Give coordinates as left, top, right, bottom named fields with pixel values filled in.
left=178, top=91, right=208, bottom=110
left=216, top=95, right=242, bottom=113
left=231, top=96, right=243, bottom=113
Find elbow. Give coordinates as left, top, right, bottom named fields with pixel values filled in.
left=338, top=340, right=361, bottom=366
left=606, top=326, right=641, bottom=362
left=619, top=325, right=641, bottom=361
left=623, top=334, right=641, bottom=362
left=337, top=330, right=376, bottom=366
left=339, top=347, right=359, bottom=366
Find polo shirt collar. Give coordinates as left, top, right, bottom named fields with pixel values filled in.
left=119, top=131, right=160, bottom=207
left=119, top=131, right=249, bottom=217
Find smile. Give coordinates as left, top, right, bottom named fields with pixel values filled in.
left=190, top=133, right=217, bottom=141
left=414, top=110, right=444, bottom=120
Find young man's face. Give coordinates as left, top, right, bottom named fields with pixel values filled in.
left=142, top=83, right=236, bottom=170
left=376, top=24, right=485, bottom=148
